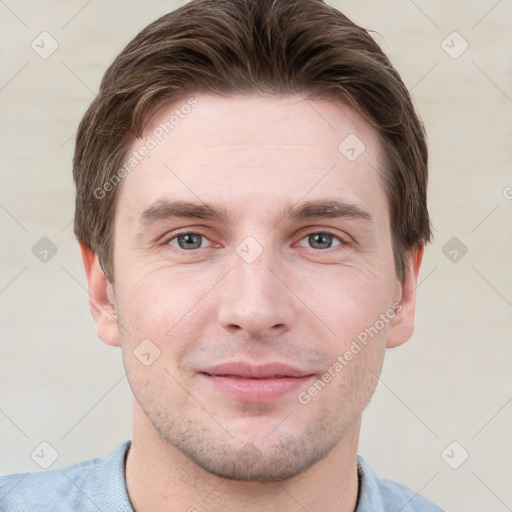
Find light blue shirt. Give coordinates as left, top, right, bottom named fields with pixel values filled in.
left=0, top=440, right=444, bottom=511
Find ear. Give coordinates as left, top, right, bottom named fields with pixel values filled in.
left=79, top=242, right=121, bottom=347
left=386, top=243, right=424, bottom=349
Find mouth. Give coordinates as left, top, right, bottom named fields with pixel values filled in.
left=198, top=362, right=315, bottom=402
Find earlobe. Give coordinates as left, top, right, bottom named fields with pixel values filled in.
left=79, top=242, right=121, bottom=347
left=386, top=243, right=424, bottom=349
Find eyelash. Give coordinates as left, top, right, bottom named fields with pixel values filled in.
left=163, top=229, right=350, bottom=252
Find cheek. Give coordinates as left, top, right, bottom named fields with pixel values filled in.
left=296, top=266, right=396, bottom=335
left=114, top=266, right=216, bottom=370
left=115, top=264, right=195, bottom=327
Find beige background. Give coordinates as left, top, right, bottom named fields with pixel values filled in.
left=1, top=1, right=511, bottom=510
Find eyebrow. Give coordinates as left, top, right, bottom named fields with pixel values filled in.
left=285, top=199, right=372, bottom=223
left=139, top=198, right=373, bottom=225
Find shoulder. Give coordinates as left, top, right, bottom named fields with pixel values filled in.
left=0, top=441, right=133, bottom=512
left=356, top=455, right=444, bottom=512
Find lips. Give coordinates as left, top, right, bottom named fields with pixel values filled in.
left=199, top=362, right=315, bottom=402
left=200, top=361, right=312, bottom=379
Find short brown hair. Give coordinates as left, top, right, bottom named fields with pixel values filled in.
left=73, top=0, right=431, bottom=283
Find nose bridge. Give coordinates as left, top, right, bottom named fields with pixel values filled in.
left=234, top=249, right=278, bottom=300
left=217, top=237, right=296, bottom=336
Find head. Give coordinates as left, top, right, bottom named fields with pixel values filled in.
left=76, top=0, right=431, bottom=482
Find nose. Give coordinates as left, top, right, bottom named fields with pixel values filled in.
left=217, top=246, right=297, bottom=339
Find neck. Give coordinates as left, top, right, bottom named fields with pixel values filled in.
left=125, top=400, right=361, bottom=512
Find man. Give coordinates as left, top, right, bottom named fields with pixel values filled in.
left=0, top=0, right=444, bottom=510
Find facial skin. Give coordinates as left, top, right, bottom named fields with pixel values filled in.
left=81, top=94, right=423, bottom=512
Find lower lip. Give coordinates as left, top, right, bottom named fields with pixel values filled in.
left=200, top=373, right=314, bottom=402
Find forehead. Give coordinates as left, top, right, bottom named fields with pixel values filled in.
left=116, top=94, right=387, bottom=224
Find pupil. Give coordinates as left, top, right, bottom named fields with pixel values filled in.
left=310, top=233, right=332, bottom=249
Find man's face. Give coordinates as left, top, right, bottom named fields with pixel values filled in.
left=103, top=94, right=411, bottom=481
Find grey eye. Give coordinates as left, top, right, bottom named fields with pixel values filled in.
left=171, top=233, right=205, bottom=250
left=307, top=233, right=338, bottom=249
